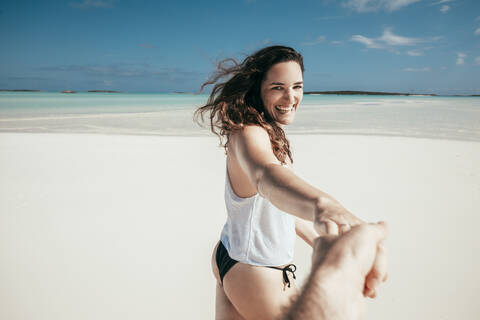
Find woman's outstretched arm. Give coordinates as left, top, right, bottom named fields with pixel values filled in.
left=229, top=125, right=363, bottom=234
left=295, top=218, right=318, bottom=247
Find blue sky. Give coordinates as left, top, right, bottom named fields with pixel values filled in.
left=1, top=0, right=479, bottom=94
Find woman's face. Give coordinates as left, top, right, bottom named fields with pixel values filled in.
left=260, top=61, right=303, bottom=126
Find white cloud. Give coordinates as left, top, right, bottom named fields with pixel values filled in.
left=431, top=36, right=443, bottom=41
left=302, top=36, right=327, bottom=46
left=342, top=0, right=420, bottom=12
left=407, top=49, right=424, bottom=56
left=351, top=35, right=383, bottom=48
left=475, top=28, right=480, bottom=36
left=379, top=28, right=422, bottom=46
left=331, top=40, right=344, bottom=45
left=39, top=64, right=202, bottom=80
left=403, top=67, right=431, bottom=72
left=352, top=28, right=423, bottom=50
left=475, top=57, right=480, bottom=65
left=432, top=0, right=454, bottom=4
left=440, top=5, right=450, bottom=13
left=456, top=52, right=466, bottom=65
left=70, top=0, right=114, bottom=9
left=432, top=1, right=453, bottom=13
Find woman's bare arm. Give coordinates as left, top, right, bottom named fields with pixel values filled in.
left=229, top=125, right=363, bottom=233
left=295, top=218, right=318, bottom=247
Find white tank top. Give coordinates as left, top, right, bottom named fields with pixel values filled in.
left=220, top=167, right=296, bottom=266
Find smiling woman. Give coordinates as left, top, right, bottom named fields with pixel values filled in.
left=260, top=61, right=304, bottom=126
left=194, top=46, right=363, bottom=319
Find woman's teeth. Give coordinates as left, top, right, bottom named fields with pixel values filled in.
left=275, top=104, right=295, bottom=112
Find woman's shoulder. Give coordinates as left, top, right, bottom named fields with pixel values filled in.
left=229, top=125, right=270, bottom=147
left=231, top=124, right=269, bottom=139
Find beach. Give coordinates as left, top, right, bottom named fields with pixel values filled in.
left=4, top=0, right=480, bottom=317
left=1, top=130, right=479, bottom=319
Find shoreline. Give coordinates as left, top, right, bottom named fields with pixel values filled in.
left=2, top=89, right=480, bottom=96
left=304, top=90, right=437, bottom=96
left=1, top=95, right=479, bottom=143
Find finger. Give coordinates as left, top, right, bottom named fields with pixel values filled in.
left=365, top=241, right=388, bottom=292
left=365, top=274, right=380, bottom=292
left=324, top=219, right=339, bottom=235
left=366, top=221, right=389, bottom=243
left=346, top=212, right=366, bottom=226
left=339, top=224, right=351, bottom=234
left=314, top=219, right=339, bottom=236
left=363, top=284, right=376, bottom=299
left=314, top=219, right=326, bottom=235
left=378, top=243, right=388, bottom=283
left=353, top=217, right=366, bottom=225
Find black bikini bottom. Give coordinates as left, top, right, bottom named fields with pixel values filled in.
left=216, top=241, right=297, bottom=288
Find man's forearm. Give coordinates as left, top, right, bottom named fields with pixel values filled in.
left=283, top=268, right=340, bottom=320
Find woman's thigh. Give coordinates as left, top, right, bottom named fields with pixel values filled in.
left=223, top=262, right=299, bottom=320
left=212, top=242, right=245, bottom=319
left=215, top=283, right=245, bottom=320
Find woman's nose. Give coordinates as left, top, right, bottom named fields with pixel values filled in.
left=284, top=88, right=295, bottom=104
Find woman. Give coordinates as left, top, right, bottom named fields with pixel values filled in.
left=195, top=46, right=363, bottom=319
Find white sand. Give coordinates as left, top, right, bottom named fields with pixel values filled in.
left=0, top=133, right=479, bottom=319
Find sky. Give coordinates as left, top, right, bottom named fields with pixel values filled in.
left=0, top=0, right=479, bottom=94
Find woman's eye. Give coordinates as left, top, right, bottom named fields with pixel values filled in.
left=294, top=86, right=303, bottom=90
left=272, top=86, right=282, bottom=90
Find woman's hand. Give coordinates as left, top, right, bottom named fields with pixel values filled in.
left=314, top=197, right=364, bottom=236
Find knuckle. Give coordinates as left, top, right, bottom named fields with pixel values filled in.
left=378, top=244, right=387, bottom=254
left=371, top=267, right=383, bottom=277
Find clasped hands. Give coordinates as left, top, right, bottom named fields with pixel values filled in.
left=314, top=204, right=388, bottom=300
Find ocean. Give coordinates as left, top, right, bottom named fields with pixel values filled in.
left=0, top=92, right=479, bottom=141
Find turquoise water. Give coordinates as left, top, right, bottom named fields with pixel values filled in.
left=2, top=92, right=477, bottom=115
left=0, top=92, right=207, bottom=116
left=1, top=92, right=479, bottom=141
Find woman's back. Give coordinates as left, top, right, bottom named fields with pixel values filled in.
left=226, top=125, right=291, bottom=198
left=220, top=126, right=295, bottom=265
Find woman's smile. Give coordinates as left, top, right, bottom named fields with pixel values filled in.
left=275, top=103, right=297, bottom=113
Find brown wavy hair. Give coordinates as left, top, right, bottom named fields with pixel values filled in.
left=194, top=45, right=304, bottom=164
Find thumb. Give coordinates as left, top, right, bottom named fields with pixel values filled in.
left=351, top=221, right=388, bottom=276
left=368, top=221, right=388, bottom=242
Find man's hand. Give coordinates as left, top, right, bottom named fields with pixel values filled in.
left=312, top=222, right=388, bottom=299
left=283, top=222, right=388, bottom=320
